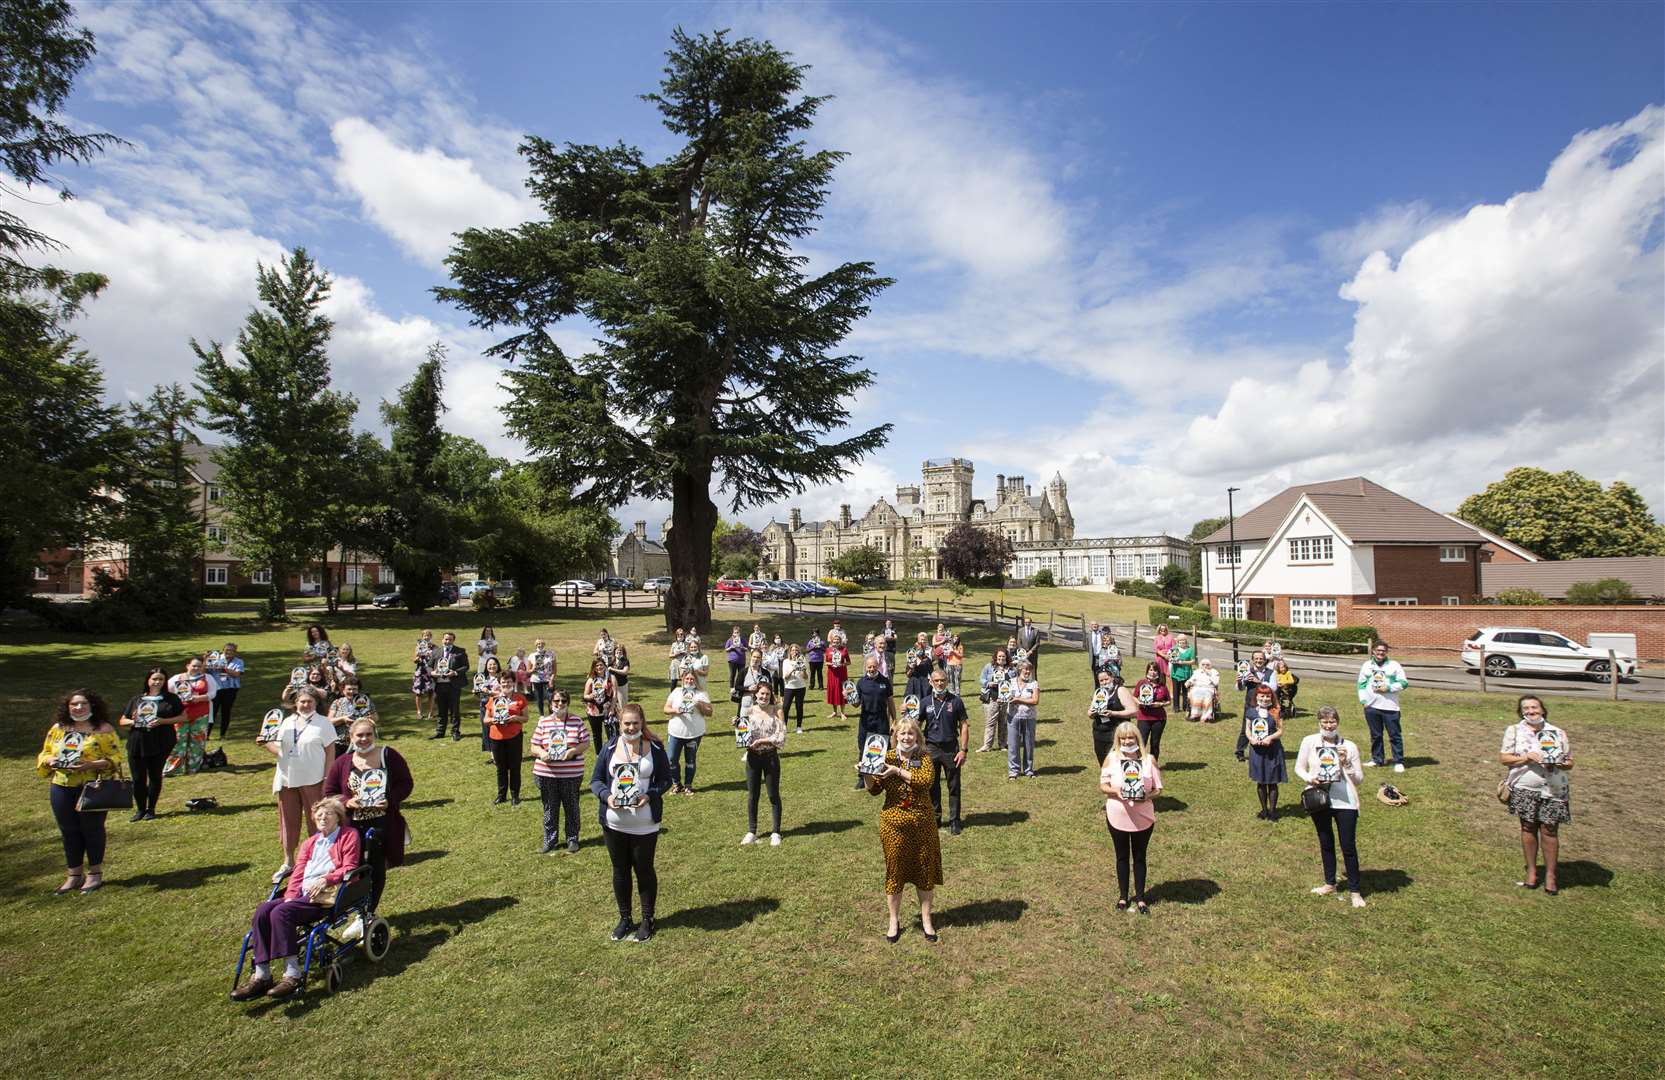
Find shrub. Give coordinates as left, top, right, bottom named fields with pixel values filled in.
left=1493, top=587, right=1548, bottom=606
left=1031, top=568, right=1055, bottom=587
left=1114, top=577, right=1165, bottom=601
left=471, top=591, right=498, bottom=610
left=947, top=580, right=972, bottom=600
left=1565, top=578, right=1637, bottom=604
left=895, top=578, right=929, bottom=599
left=1144, top=603, right=1374, bottom=655
left=819, top=577, right=863, bottom=595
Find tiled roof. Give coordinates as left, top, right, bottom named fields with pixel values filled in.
left=186, top=443, right=221, bottom=484
left=1481, top=557, right=1665, bottom=600
left=1199, top=477, right=1484, bottom=546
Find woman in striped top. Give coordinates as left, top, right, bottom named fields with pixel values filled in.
left=531, top=690, right=591, bottom=854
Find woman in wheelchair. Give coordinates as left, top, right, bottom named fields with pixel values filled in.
left=233, top=797, right=361, bottom=1000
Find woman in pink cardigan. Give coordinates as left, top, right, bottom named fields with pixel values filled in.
left=232, top=797, right=361, bottom=1001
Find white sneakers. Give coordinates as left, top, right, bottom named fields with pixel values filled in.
left=1311, top=884, right=1336, bottom=895
left=271, top=862, right=291, bottom=884
left=741, top=832, right=756, bottom=845
left=335, top=913, right=364, bottom=943
left=770, top=833, right=781, bottom=847
left=1351, top=893, right=1368, bottom=908
left=1393, top=763, right=1405, bottom=773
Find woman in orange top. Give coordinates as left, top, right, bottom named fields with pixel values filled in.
left=484, top=685, right=528, bottom=806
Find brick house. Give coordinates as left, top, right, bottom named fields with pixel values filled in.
left=1199, top=477, right=1487, bottom=629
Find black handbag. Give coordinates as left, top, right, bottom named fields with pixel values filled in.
left=1301, top=784, right=1330, bottom=813
left=77, top=774, right=134, bottom=812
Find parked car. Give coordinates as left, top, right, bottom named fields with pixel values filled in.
left=438, top=582, right=459, bottom=604
left=457, top=579, right=493, bottom=599
left=371, top=589, right=403, bottom=608
left=598, top=577, right=632, bottom=591
left=713, top=578, right=752, bottom=597
left=552, top=579, right=597, bottom=596
left=643, top=576, right=673, bottom=594
left=807, top=582, right=839, bottom=597
left=1461, top=626, right=1638, bottom=680
left=493, top=579, right=517, bottom=601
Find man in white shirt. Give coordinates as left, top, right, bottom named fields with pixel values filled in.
left=1356, top=641, right=1409, bottom=772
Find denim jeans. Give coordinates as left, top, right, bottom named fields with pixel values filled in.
left=665, top=733, right=702, bottom=789
left=1363, top=707, right=1403, bottom=766
left=1311, top=805, right=1360, bottom=891
left=1007, top=710, right=1036, bottom=776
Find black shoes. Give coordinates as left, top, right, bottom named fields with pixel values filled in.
left=129, top=810, right=146, bottom=823
left=451, top=732, right=462, bottom=741
left=634, top=917, right=655, bottom=943
left=567, top=839, right=580, bottom=854
left=610, top=918, right=636, bottom=941
left=493, top=795, right=507, bottom=805
left=511, top=797, right=521, bottom=808
left=429, top=732, right=445, bottom=740
left=950, top=819, right=962, bottom=836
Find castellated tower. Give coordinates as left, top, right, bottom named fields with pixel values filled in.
left=921, top=458, right=974, bottom=517
left=1045, top=472, right=1075, bottom=541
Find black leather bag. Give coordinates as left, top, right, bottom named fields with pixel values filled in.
left=77, top=776, right=134, bottom=812
left=1301, top=784, right=1330, bottom=814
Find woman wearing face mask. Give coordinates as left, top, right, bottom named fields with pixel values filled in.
left=532, top=689, right=592, bottom=853
left=483, top=678, right=528, bottom=807
left=1186, top=659, right=1221, bottom=722
left=1244, top=685, right=1286, bottom=821
left=862, top=715, right=943, bottom=942
left=1088, top=668, right=1140, bottom=766
left=805, top=629, right=826, bottom=691
left=725, top=627, right=746, bottom=694
left=590, top=703, right=673, bottom=942
left=904, top=632, right=935, bottom=702
left=1133, top=661, right=1171, bottom=767
left=164, top=655, right=219, bottom=776
left=323, top=717, right=414, bottom=910
left=825, top=636, right=850, bottom=723
left=120, top=668, right=184, bottom=821
left=1099, top=721, right=1163, bottom=913
left=1295, top=705, right=1367, bottom=908
left=1168, top=634, right=1194, bottom=709
left=977, top=648, right=1015, bottom=753
left=781, top=643, right=809, bottom=735
left=735, top=649, right=767, bottom=724
left=412, top=629, right=437, bottom=727
left=609, top=645, right=632, bottom=707
left=37, top=689, right=122, bottom=894
left=1007, top=661, right=1040, bottom=779
left=662, top=671, right=711, bottom=796
left=583, top=657, right=618, bottom=749
left=739, top=682, right=788, bottom=847
left=263, top=688, right=337, bottom=883
left=1235, top=650, right=1274, bottom=760
left=1499, top=695, right=1574, bottom=895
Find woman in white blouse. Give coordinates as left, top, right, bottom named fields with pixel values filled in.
left=1499, top=695, right=1573, bottom=895
left=262, top=688, right=338, bottom=883
left=1294, top=705, right=1367, bottom=908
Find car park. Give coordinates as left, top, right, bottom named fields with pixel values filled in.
left=552, top=579, right=597, bottom=596
left=371, top=589, right=402, bottom=608
left=492, top=580, right=517, bottom=601
left=1461, top=626, right=1638, bottom=680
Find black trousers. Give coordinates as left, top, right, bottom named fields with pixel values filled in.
left=927, top=741, right=962, bottom=824
left=1091, top=724, right=1117, bottom=767
left=490, top=733, right=523, bottom=799
left=213, top=686, right=239, bottom=738
left=127, top=730, right=174, bottom=813
left=745, top=749, right=782, bottom=834
left=809, top=661, right=824, bottom=689
left=1311, top=805, right=1360, bottom=892
left=782, top=687, right=806, bottom=726
left=586, top=712, right=606, bottom=751
left=49, top=783, right=108, bottom=868
left=1137, top=715, right=1166, bottom=761
left=537, top=775, right=581, bottom=846
left=435, top=682, right=464, bottom=735
left=728, top=659, right=743, bottom=689
left=353, top=820, right=388, bottom=909
left=602, top=826, right=659, bottom=920
left=1106, top=821, right=1152, bottom=902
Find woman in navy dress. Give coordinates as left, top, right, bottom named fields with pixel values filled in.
left=1243, top=684, right=1286, bottom=821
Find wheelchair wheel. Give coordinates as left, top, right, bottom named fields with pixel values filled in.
left=363, top=916, right=391, bottom=962
left=325, top=961, right=343, bottom=995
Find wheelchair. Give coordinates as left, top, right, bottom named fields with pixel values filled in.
left=233, top=828, right=393, bottom=996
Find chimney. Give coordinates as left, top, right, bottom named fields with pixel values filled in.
left=790, top=508, right=802, bottom=530
left=996, top=474, right=1005, bottom=504
left=633, top=520, right=646, bottom=539
left=839, top=503, right=852, bottom=528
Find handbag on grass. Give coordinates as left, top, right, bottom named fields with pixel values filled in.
left=1301, top=784, right=1330, bottom=813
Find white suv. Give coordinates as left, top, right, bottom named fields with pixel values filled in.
left=1461, top=627, right=1637, bottom=681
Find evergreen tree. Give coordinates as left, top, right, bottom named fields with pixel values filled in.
left=440, top=29, right=891, bottom=633
left=378, top=345, right=466, bottom=613
left=193, top=248, right=357, bottom=620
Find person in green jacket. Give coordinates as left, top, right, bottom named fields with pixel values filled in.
left=1168, top=634, right=1195, bottom=706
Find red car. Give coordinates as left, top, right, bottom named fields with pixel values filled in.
left=713, top=578, right=752, bottom=597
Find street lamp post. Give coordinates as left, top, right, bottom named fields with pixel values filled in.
left=1226, top=487, right=1240, bottom=664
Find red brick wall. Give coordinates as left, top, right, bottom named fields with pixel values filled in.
left=1360, top=605, right=1665, bottom=661
left=1480, top=543, right=1533, bottom=565
left=1371, top=545, right=1482, bottom=604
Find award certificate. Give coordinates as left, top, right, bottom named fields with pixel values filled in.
left=290, top=666, right=308, bottom=688
left=734, top=714, right=752, bottom=748
left=998, top=681, right=1014, bottom=703
left=1119, top=758, right=1146, bottom=802
left=353, top=768, right=389, bottom=811
left=256, top=708, right=284, bottom=744
left=901, top=695, right=920, bottom=722
left=1249, top=713, right=1270, bottom=741
left=1089, top=687, right=1111, bottom=715
left=611, top=761, right=642, bottom=808
left=1314, top=743, right=1341, bottom=783
left=1538, top=728, right=1564, bottom=766
left=857, top=734, right=889, bottom=775
left=134, top=698, right=160, bottom=730
left=1137, top=683, right=1155, bottom=707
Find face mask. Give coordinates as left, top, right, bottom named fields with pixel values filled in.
left=1521, top=713, right=1544, bottom=727
left=1321, top=728, right=1339, bottom=742
left=933, top=688, right=946, bottom=698
left=355, top=737, right=378, bottom=751
left=622, top=730, right=642, bottom=744
left=1119, top=743, right=1140, bottom=757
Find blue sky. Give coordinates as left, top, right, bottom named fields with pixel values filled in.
left=25, top=1, right=1665, bottom=539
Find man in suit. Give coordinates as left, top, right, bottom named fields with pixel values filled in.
left=1018, top=617, right=1042, bottom=675
left=431, top=631, right=470, bottom=740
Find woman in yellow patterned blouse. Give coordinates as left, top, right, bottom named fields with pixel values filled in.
left=36, top=688, right=123, bottom=894
left=861, top=715, right=943, bottom=943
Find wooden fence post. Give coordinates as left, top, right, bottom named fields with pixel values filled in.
left=1477, top=645, right=1487, bottom=693
left=748, top=592, right=754, bottom=614
left=883, top=596, right=888, bottom=617
left=1131, top=620, right=1139, bottom=657
left=936, top=597, right=941, bottom=620
left=989, top=600, right=996, bottom=629
left=834, top=593, right=839, bottom=615
left=1610, top=650, right=1620, bottom=701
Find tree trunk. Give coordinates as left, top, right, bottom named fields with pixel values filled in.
left=665, top=462, right=717, bottom=633
left=268, top=561, right=288, bottom=620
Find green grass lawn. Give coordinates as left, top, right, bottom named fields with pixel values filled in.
left=2, top=606, right=1660, bottom=1078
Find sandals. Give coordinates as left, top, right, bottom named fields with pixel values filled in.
left=1115, top=899, right=1129, bottom=912
left=1515, top=879, right=1541, bottom=890
left=55, top=874, right=84, bottom=895
left=79, top=874, right=103, bottom=894
left=1136, top=901, right=1150, bottom=915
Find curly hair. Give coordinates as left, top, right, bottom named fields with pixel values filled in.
left=55, top=688, right=111, bottom=729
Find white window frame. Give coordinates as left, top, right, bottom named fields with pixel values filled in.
left=1090, top=554, right=1108, bottom=580
left=1114, top=553, right=1137, bottom=579
left=250, top=569, right=273, bottom=585
left=1441, top=595, right=1460, bottom=606
left=206, top=484, right=223, bottom=503
left=1439, top=545, right=1467, bottom=562
left=1377, top=597, right=1418, bottom=606
left=1215, top=544, right=1242, bottom=568
left=1289, top=598, right=1337, bottom=629
left=34, top=566, right=51, bottom=581
left=1142, top=555, right=1161, bottom=581
left=344, top=567, right=364, bottom=585
left=1216, top=596, right=1245, bottom=620
left=1288, top=536, right=1334, bottom=564
left=205, top=565, right=229, bottom=585
left=300, top=571, right=320, bottom=586
left=206, top=525, right=227, bottom=544
left=378, top=565, right=396, bottom=584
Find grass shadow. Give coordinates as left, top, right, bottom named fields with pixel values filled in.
left=935, top=898, right=1026, bottom=927
left=782, top=818, right=861, bottom=838
left=118, top=861, right=251, bottom=891
left=1555, top=860, right=1614, bottom=889
left=1152, top=796, right=1188, bottom=813
left=1144, top=878, right=1221, bottom=906
left=402, top=798, right=455, bottom=811
left=657, top=896, right=780, bottom=932
left=778, top=748, right=826, bottom=759
left=1159, top=761, right=1206, bottom=772
left=201, top=763, right=269, bottom=776
left=1401, top=756, right=1440, bottom=768
left=1033, top=764, right=1085, bottom=776
left=1036, top=738, right=1057, bottom=748
left=401, top=849, right=447, bottom=867
left=700, top=780, right=747, bottom=793
left=1358, top=868, right=1413, bottom=895
left=960, top=810, right=1029, bottom=828
left=177, top=801, right=267, bottom=818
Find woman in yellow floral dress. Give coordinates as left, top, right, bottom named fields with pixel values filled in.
left=862, top=715, right=943, bottom=942
left=37, top=689, right=124, bottom=894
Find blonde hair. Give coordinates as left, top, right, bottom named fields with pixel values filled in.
left=1110, top=721, right=1147, bottom=761
left=892, top=715, right=923, bottom=750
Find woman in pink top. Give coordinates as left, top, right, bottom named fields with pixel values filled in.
left=1150, top=623, right=1176, bottom=682
left=1099, top=721, right=1163, bottom=914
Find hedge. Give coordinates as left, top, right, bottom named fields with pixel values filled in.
left=1145, top=604, right=1376, bottom=655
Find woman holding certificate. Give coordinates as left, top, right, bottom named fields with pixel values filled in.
left=1499, top=695, right=1573, bottom=895
left=1243, top=685, right=1286, bottom=821
left=1087, top=669, right=1139, bottom=766
left=1099, top=721, right=1163, bottom=913
left=739, top=683, right=787, bottom=847
left=862, top=715, right=942, bottom=942
left=323, top=717, right=413, bottom=910
left=662, top=670, right=712, bottom=795
left=1294, top=706, right=1367, bottom=907
left=484, top=683, right=528, bottom=806
left=1132, top=661, right=1170, bottom=766
left=264, top=688, right=337, bottom=884
left=37, top=689, right=123, bottom=895
left=1006, top=661, right=1040, bottom=779
left=120, top=668, right=184, bottom=821
left=590, top=704, right=673, bottom=943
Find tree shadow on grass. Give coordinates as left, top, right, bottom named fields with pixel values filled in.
left=1358, top=868, right=1413, bottom=895
left=960, top=810, right=1029, bottom=828
left=205, top=763, right=270, bottom=776
left=657, top=896, right=780, bottom=933
left=1152, top=796, right=1188, bottom=813
left=402, top=798, right=455, bottom=811
left=1036, top=738, right=1057, bottom=748
left=782, top=818, right=861, bottom=838
left=1555, top=860, right=1615, bottom=889
left=1033, top=764, right=1085, bottom=777
left=1145, top=878, right=1221, bottom=906
left=118, top=862, right=251, bottom=891
left=935, top=898, right=1026, bottom=927
left=401, top=849, right=447, bottom=867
